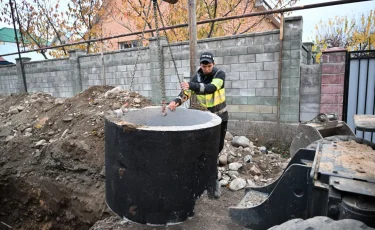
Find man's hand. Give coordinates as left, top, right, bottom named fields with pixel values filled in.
left=180, top=82, right=189, bottom=90
left=168, top=101, right=179, bottom=111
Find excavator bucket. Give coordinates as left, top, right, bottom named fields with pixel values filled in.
left=289, top=113, right=355, bottom=157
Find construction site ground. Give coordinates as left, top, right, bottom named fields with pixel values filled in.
left=0, top=86, right=289, bottom=230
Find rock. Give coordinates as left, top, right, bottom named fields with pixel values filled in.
left=228, top=171, right=239, bottom=179
left=229, top=162, right=243, bottom=171
left=225, top=131, right=233, bottom=141
left=0, top=129, right=11, bottom=137
left=229, top=178, right=246, bottom=191
left=218, top=171, right=222, bottom=180
left=222, top=175, right=230, bottom=181
left=232, top=136, right=250, bottom=148
left=34, top=117, right=49, bottom=129
left=134, top=98, right=141, bottom=104
left=48, top=131, right=55, bottom=136
left=227, top=155, right=235, bottom=163
left=254, top=175, right=260, bottom=181
left=219, top=155, right=228, bottom=165
left=63, top=115, right=74, bottom=122
left=244, top=155, right=252, bottom=163
left=230, top=150, right=237, bottom=157
left=250, top=165, right=261, bottom=176
left=5, top=136, right=14, bottom=142
left=9, top=106, right=19, bottom=114
left=24, top=132, right=32, bottom=137
left=25, top=128, right=32, bottom=133
left=104, top=86, right=122, bottom=99
left=243, top=147, right=253, bottom=154
left=17, top=105, right=25, bottom=111
left=220, top=180, right=229, bottom=186
left=34, top=150, right=41, bottom=157
left=55, top=98, right=66, bottom=105
left=247, top=179, right=255, bottom=186
left=35, top=139, right=47, bottom=147
left=112, top=103, right=121, bottom=110
left=259, top=146, right=268, bottom=154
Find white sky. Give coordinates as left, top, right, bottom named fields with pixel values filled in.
left=290, top=0, right=375, bottom=42
left=1, top=0, right=374, bottom=61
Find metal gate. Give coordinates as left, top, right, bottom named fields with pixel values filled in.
left=343, top=50, right=375, bottom=142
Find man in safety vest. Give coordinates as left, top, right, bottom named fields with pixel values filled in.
left=168, top=52, right=228, bottom=198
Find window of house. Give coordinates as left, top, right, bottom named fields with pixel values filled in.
left=119, top=40, right=141, bottom=50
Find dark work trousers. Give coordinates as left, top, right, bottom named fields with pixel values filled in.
left=219, top=121, right=228, bottom=154
left=208, top=120, right=228, bottom=198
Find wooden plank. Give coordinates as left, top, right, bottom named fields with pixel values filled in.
left=354, top=115, right=375, bottom=132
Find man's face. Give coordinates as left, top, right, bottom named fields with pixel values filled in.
left=200, top=62, right=214, bottom=75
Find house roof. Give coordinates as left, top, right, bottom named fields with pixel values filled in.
left=0, top=56, right=14, bottom=65
left=0, top=27, right=21, bottom=43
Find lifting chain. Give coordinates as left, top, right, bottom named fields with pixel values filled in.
left=152, top=0, right=168, bottom=116
left=128, top=0, right=183, bottom=116
left=156, top=3, right=182, bottom=87
left=129, top=0, right=152, bottom=92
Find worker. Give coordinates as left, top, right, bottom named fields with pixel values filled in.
left=168, top=52, right=228, bottom=199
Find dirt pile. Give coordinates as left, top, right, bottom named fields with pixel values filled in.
left=0, top=86, right=153, bottom=229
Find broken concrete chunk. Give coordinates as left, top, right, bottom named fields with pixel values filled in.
left=228, top=171, right=239, bottom=179
left=229, top=178, right=246, bottom=191
left=55, top=98, right=66, bottom=105
left=104, top=86, right=122, bottom=99
left=244, top=155, right=252, bottom=163
left=9, top=106, right=19, bottom=114
left=250, top=165, right=262, bottom=176
left=232, top=136, right=250, bottom=148
left=220, top=180, right=229, bottom=186
left=35, top=139, right=46, bottom=147
left=229, top=162, right=243, bottom=171
left=259, top=146, right=268, bottom=154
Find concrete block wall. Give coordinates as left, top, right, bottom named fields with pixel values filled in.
left=0, top=16, right=304, bottom=123
left=164, top=30, right=281, bottom=121
left=0, top=64, right=22, bottom=94
left=23, top=58, right=72, bottom=97
left=300, top=64, right=321, bottom=121
left=320, top=48, right=346, bottom=120
left=280, top=16, right=303, bottom=123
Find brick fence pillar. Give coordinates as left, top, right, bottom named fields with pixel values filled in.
left=320, top=47, right=346, bottom=120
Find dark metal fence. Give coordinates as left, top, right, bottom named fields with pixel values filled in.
left=343, top=50, right=375, bottom=142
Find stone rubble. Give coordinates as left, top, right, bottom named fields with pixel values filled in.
left=217, top=132, right=289, bottom=191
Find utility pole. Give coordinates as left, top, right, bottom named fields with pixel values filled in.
left=188, top=0, right=197, bottom=107
left=188, top=0, right=197, bottom=78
